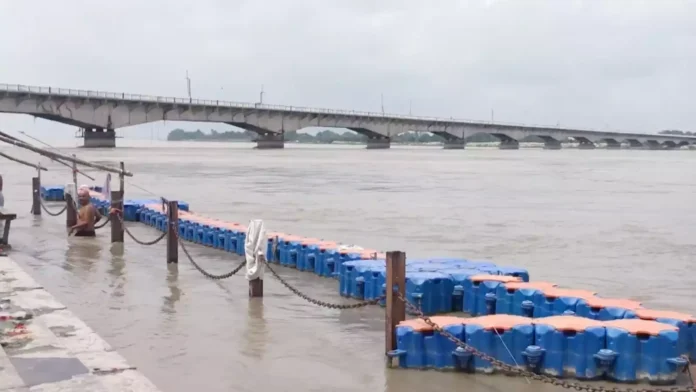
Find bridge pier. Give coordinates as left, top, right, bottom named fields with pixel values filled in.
left=366, top=137, right=391, bottom=149
left=644, top=140, right=662, bottom=150
left=83, top=128, right=116, bottom=148
left=626, top=139, right=643, bottom=149
left=543, top=139, right=562, bottom=150
left=255, top=133, right=284, bottom=149
left=604, top=140, right=621, bottom=149
left=498, top=140, right=519, bottom=150
left=443, top=139, right=466, bottom=150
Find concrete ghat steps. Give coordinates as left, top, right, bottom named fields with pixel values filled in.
left=0, top=255, right=162, bottom=392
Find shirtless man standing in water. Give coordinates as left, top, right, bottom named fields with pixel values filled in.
left=69, top=188, right=102, bottom=237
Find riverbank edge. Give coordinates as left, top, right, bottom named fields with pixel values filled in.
left=0, top=254, right=161, bottom=392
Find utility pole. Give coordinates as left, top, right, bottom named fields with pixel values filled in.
left=259, top=85, right=265, bottom=104
left=381, top=93, right=385, bottom=114
left=491, top=109, right=494, bottom=123
left=186, top=71, right=192, bottom=100
left=409, top=100, right=412, bottom=116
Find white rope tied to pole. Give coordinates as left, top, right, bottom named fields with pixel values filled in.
left=244, top=219, right=266, bottom=281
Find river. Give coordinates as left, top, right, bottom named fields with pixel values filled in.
left=2, top=141, right=695, bottom=392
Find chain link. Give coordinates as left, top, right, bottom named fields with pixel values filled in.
left=118, top=215, right=167, bottom=246
left=177, top=235, right=246, bottom=280
left=39, top=200, right=67, bottom=216
left=394, top=291, right=695, bottom=392
left=94, top=215, right=111, bottom=229
left=263, top=259, right=384, bottom=309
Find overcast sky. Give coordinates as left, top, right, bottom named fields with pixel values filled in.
left=1, top=0, right=694, bottom=141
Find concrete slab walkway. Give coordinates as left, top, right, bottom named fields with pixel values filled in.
left=0, top=255, right=161, bottom=391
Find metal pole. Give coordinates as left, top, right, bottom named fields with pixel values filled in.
left=166, top=200, right=178, bottom=264
left=385, top=250, right=406, bottom=364
left=110, top=190, right=124, bottom=243
left=31, top=177, right=41, bottom=216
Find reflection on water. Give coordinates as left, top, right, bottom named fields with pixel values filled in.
left=162, top=264, right=181, bottom=315
left=1, top=144, right=695, bottom=392
left=242, top=298, right=268, bottom=361
left=63, top=237, right=102, bottom=276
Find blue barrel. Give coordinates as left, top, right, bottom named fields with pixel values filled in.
left=424, top=318, right=467, bottom=369
left=212, top=228, right=226, bottom=249
left=296, top=242, right=318, bottom=271
left=350, top=262, right=383, bottom=300
left=226, top=229, right=240, bottom=254
left=338, top=260, right=362, bottom=297
left=463, top=275, right=522, bottom=316
left=405, top=272, right=453, bottom=315
left=575, top=298, right=642, bottom=321
left=463, top=260, right=497, bottom=269
left=185, top=223, right=197, bottom=242
left=533, top=289, right=597, bottom=318
left=314, top=248, right=338, bottom=278
left=495, top=266, right=530, bottom=282
left=632, top=309, right=696, bottom=362
left=495, top=281, right=557, bottom=317
left=604, top=319, right=687, bottom=384
left=364, top=267, right=386, bottom=300
left=464, top=315, right=534, bottom=373
left=439, top=269, right=484, bottom=312
left=530, top=315, right=606, bottom=379
left=236, top=231, right=247, bottom=255
left=178, top=221, right=188, bottom=239
left=122, top=202, right=140, bottom=221
left=393, top=317, right=466, bottom=369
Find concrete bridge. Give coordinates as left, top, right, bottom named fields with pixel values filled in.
left=1, top=83, right=694, bottom=150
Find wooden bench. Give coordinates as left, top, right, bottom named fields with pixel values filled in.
left=0, top=209, right=17, bottom=249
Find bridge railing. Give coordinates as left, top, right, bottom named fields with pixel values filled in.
left=1, top=82, right=591, bottom=128
left=0, top=82, right=673, bottom=136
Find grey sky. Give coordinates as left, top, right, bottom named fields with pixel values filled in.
left=1, top=0, right=694, bottom=140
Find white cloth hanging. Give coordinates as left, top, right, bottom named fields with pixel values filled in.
left=244, top=219, right=266, bottom=281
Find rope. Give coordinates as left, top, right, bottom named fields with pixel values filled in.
left=263, top=259, right=384, bottom=309
left=178, top=236, right=246, bottom=280
left=40, top=200, right=67, bottom=216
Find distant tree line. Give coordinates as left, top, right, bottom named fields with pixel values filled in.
left=659, top=130, right=695, bottom=136
left=167, top=128, right=504, bottom=143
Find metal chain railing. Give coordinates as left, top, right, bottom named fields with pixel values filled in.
left=394, top=291, right=695, bottom=392
left=177, top=236, right=246, bottom=280
left=263, top=259, right=384, bottom=309
left=94, top=215, right=111, bottom=229
left=117, top=215, right=167, bottom=246
left=39, top=200, right=67, bottom=216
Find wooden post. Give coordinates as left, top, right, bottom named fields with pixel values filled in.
left=249, top=252, right=264, bottom=298
left=166, top=200, right=178, bottom=264
left=71, top=154, right=78, bottom=192
left=385, top=251, right=406, bottom=360
left=65, top=192, right=77, bottom=227
left=249, top=278, right=263, bottom=297
left=119, top=162, right=125, bottom=194
left=31, top=177, right=41, bottom=216
left=110, top=190, right=124, bottom=243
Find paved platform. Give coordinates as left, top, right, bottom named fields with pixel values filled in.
left=0, top=255, right=161, bottom=391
